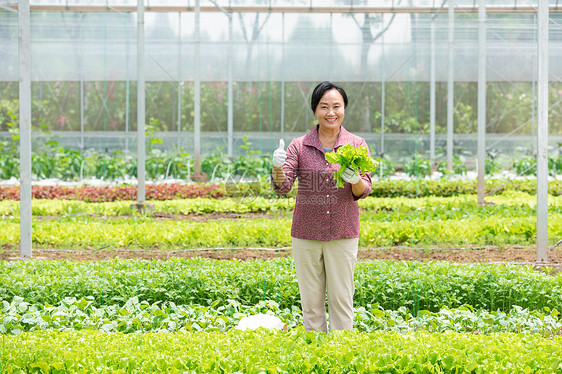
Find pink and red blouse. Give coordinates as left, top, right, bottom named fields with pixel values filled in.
left=273, top=125, right=372, bottom=241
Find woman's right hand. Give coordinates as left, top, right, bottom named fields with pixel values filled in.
left=272, top=139, right=287, bottom=168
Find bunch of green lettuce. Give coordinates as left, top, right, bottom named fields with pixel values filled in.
left=325, top=144, right=379, bottom=188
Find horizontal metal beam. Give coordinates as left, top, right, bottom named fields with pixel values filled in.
left=1, top=5, right=562, bottom=14
left=0, top=4, right=17, bottom=13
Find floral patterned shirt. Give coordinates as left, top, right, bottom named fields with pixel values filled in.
left=273, top=124, right=372, bottom=241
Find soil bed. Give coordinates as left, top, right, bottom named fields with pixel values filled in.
left=3, top=244, right=562, bottom=265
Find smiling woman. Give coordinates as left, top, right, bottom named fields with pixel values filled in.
left=270, top=81, right=374, bottom=334
left=312, top=83, right=348, bottom=146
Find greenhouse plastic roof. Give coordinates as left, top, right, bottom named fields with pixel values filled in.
left=1, top=1, right=561, bottom=82
left=7, top=0, right=561, bottom=9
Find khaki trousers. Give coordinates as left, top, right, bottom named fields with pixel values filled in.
left=291, top=237, right=359, bottom=333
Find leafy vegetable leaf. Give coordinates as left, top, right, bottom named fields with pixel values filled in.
left=325, top=144, right=378, bottom=188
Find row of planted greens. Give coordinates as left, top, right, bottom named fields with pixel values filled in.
left=0, top=187, right=561, bottom=259
left=1, top=178, right=562, bottom=202
left=4, top=329, right=562, bottom=373
left=3, top=296, right=562, bottom=337
left=1, top=208, right=560, bottom=248
left=1, top=258, right=561, bottom=313
left=0, top=191, right=561, bottom=217
left=3, top=256, right=562, bottom=372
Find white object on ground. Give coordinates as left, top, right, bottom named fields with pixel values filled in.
left=236, top=314, right=288, bottom=331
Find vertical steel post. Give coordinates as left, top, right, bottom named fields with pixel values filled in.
left=380, top=30, right=385, bottom=155
left=137, top=0, right=146, bottom=204
left=194, top=0, right=201, bottom=175
left=536, top=0, right=549, bottom=262
left=429, top=15, right=436, bottom=165
left=227, top=10, right=234, bottom=158
left=79, top=15, right=84, bottom=151
left=280, top=12, right=285, bottom=137
left=126, top=79, right=129, bottom=152
left=447, top=0, right=454, bottom=171
left=208, top=0, right=232, bottom=158
left=532, top=13, right=536, bottom=153
left=19, top=0, right=32, bottom=258
left=329, top=13, right=333, bottom=82
left=80, top=76, right=84, bottom=150
left=477, top=0, right=486, bottom=206
left=125, top=9, right=131, bottom=154
left=178, top=12, right=182, bottom=150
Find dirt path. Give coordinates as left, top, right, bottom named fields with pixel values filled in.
left=3, top=245, right=562, bottom=265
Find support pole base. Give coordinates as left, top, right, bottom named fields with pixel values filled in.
left=191, top=172, right=208, bottom=183
left=532, top=262, right=562, bottom=274
left=130, top=203, right=155, bottom=214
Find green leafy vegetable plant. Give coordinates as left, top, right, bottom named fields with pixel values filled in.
left=4, top=329, right=562, bottom=373
left=3, top=296, right=562, bottom=336
left=5, top=257, right=562, bottom=313
left=325, top=144, right=378, bottom=188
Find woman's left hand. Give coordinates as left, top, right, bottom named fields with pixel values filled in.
left=341, top=166, right=360, bottom=185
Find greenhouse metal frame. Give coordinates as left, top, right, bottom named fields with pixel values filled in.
left=2, top=0, right=558, bottom=260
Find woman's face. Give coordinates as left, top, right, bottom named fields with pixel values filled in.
left=314, top=88, right=345, bottom=132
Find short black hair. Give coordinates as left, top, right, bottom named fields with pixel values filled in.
left=310, top=81, right=348, bottom=113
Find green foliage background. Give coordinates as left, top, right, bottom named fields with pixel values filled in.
left=2, top=81, right=562, bottom=135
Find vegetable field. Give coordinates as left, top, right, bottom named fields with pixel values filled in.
left=1, top=179, right=562, bottom=373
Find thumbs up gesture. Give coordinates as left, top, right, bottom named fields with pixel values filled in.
left=272, top=139, right=287, bottom=168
